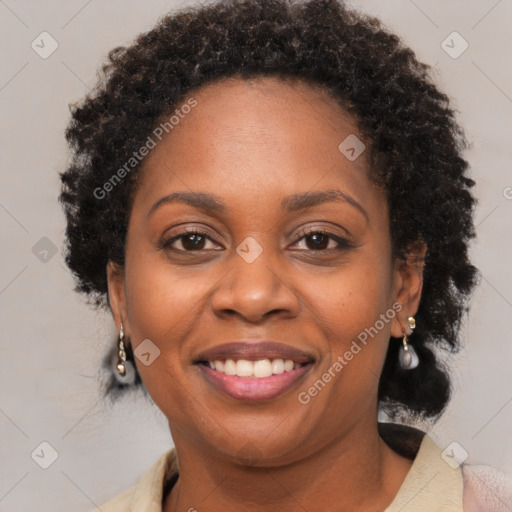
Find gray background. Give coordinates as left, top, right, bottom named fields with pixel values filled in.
left=0, top=1, right=511, bottom=510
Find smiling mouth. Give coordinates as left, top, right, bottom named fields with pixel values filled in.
left=196, top=358, right=314, bottom=402
left=197, top=358, right=309, bottom=378
left=193, top=341, right=316, bottom=401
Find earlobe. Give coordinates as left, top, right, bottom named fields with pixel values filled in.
left=390, top=241, right=427, bottom=338
left=106, top=260, right=128, bottom=333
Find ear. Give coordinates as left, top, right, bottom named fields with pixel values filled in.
left=106, top=260, right=129, bottom=336
left=389, top=240, right=427, bottom=338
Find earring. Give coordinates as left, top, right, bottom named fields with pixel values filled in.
left=112, top=323, right=136, bottom=385
left=398, top=316, right=419, bottom=369
left=116, top=323, right=127, bottom=376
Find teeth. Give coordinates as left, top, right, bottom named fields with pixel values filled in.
left=253, top=359, right=273, bottom=378
left=271, top=359, right=284, bottom=374
left=236, top=359, right=253, bottom=377
left=207, top=358, right=301, bottom=378
left=224, top=359, right=237, bottom=376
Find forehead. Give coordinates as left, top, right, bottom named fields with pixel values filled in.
left=132, top=76, right=380, bottom=218
left=152, top=76, right=363, bottom=164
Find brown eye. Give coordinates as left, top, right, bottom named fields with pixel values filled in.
left=293, top=228, right=353, bottom=252
left=303, top=232, right=330, bottom=250
left=163, top=231, right=219, bottom=252
left=180, top=233, right=207, bottom=250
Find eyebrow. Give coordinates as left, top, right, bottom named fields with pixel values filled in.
left=147, top=192, right=226, bottom=218
left=282, top=189, right=368, bottom=221
left=147, top=188, right=368, bottom=221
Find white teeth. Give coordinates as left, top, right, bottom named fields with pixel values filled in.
left=206, top=358, right=303, bottom=378
left=224, top=359, right=237, bottom=375
left=253, top=359, right=273, bottom=378
left=271, top=359, right=284, bottom=374
left=235, top=359, right=253, bottom=377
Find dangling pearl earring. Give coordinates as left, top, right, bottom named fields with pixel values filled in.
left=116, top=323, right=127, bottom=376
left=399, top=316, right=419, bottom=369
left=112, top=322, right=136, bottom=385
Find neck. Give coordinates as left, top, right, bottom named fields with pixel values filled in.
left=163, top=421, right=413, bottom=512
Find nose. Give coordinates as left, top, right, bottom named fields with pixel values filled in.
left=210, top=249, right=301, bottom=324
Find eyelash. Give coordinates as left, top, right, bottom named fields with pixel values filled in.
left=162, top=226, right=353, bottom=253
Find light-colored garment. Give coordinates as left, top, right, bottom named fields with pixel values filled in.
left=93, top=432, right=511, bottom=511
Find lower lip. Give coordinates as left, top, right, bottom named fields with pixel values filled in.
left=197, top=363, right=313, bottom=402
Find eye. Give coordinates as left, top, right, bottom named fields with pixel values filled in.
left=291, top=227, right=352, bottom=252
left=162, top=229, right=221, bottom=252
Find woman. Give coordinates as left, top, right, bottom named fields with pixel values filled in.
left=59, top=0, right=511, bottom=510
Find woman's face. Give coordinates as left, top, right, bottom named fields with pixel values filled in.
left=108, top=77, right=422, bottom=464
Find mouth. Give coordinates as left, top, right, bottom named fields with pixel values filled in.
left=193, top=341, right=315, bottom=402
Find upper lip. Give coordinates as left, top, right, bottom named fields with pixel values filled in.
left=194, top=341, right=315, bottom=364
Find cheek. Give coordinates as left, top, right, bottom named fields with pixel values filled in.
left=122, top=249, right=210, bottom=393
left=303, top=262, right=394, bottom=405
left=124, top=254, right=219, bottom=345
left=302, top=253, right=393, bottom=349
left=122, top=255, right=216, bottom=417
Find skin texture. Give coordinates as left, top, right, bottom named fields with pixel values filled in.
left=108, top=77, right=426, bottom=511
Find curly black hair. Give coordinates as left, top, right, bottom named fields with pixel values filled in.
left=59, top=0, right=478, bottom=421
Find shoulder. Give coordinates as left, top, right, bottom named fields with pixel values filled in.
left=381, top=422, right=464, bottom=511
left=91, top=448, right=178, bottom=512
left=462, top=463, right=512, bottom=512
left=379, top=422, right=512, bottom=512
